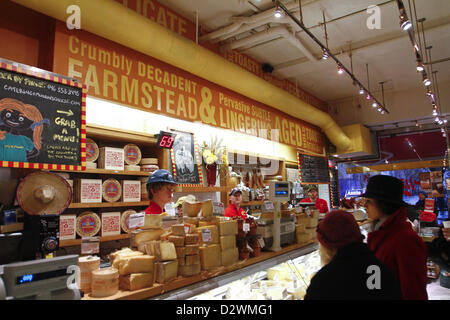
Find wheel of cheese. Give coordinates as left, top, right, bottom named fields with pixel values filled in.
left=86, top=162, right=97, bottom=169
left=102, top=179, right=122, bottom=202
left=76, top=211, right=101, bottom=237
left=140, top=158, right=158, bottom=165
left=91, top=268, right=119, bottom=297
left=124, top=144, right=142, bottom=165
left=121, top=209, right=137, bottom=233
left=85, top=138, right=99, bottom=162
left=125, top=164, right=141, bottom=171
left=141, top=164, right=159, bottom=172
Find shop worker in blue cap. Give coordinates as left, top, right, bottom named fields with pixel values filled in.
left=144, top=169, right=178, bottom=215
left=414, top=190, right=428, bottom=212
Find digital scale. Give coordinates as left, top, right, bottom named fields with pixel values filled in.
left=0, top=254, right=81, bottom=300
left=267, top=181, right=291, bottom=252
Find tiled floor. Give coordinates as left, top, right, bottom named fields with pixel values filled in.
left=427, top=279, right=450, bottom=300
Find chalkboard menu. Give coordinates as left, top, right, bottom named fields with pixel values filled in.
left=329, top=167, right=340, bottom=208
left=0, top=60, right=86, bottom=170
left=297, top=152, right=330, bottom=183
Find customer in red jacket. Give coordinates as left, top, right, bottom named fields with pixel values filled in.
left=362, top=175, right=428, bottom=300
left=300, top=185, right=329, bottom=213
left=225, top=187, right=247, bottom=219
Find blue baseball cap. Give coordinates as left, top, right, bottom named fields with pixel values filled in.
left=419, top=191, right=428, bottom=198
left=146, top=169, right=177, bottom=186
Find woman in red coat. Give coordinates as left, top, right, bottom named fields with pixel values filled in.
left=362, top=175, right=428, bottom=300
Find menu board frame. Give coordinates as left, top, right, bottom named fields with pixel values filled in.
left=297, top=151, right=330, bottom=184
left=0, top=58, right=87, bottom=171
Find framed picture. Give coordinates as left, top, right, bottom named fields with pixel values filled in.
left=0, top=58, right=86, bottom=170
left=169, top=129, right=203, bottom=185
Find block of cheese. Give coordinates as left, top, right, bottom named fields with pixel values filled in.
left=296, top=224, right=306, bottom=233
left=168, top=235, right=185, bottom=247
left=267, top=266, right=291, bottom=281
left=110, top=248, right=134, bottom=265
left=296, top=232, right=311, bottom=244
left=219, top=220, right=238, bottom=236
left=118, top=255, right=154, bottom=275
left=196, top=225, right=219, bottom=245
left=185, top=233, right=199, bottom=245
left=185, top=244, right=199, bottom=255
left=142, top=214, right=162, bottom=229
left=183, top=217, right=199, bottom=227
left=178, top=257, right=186, bottom=266
left=98, top=147, right=124, bottom=171
left=148, top=241, right=177, bottom=261
left=171, top=224, right=186, bottom=236
left=111, top=251, right=144, bottom=269
left=221, top=248, right=239, bottom=267
left=200, top=200, right=213, bottom=217
left=175, top=246, right=186, bottom=258
left=220, top=235, right=236, bottom=251
left=119, top=273, right=153, bottom=291
left=178, top=263, right=201, bottom=277
left=121, top=180, right=141, bottom=202
left=155, top=260, right=178, bottom=284
left=185, top=254, right=200, bottom=266
left=91, top=268, right=119, bottom=298
left=199, top=244, right=221, bottom=270
left=131, top=229, right=165, bottom=248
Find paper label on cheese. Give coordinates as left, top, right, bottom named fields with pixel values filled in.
left=124, top=144, right=141, bottom=165
left=123, top=180, right=141, bottom=202
left=105, top=181, right=120, bottom=199
left=129, top=212, right=145, bottom=229
left=184, top=224, right=192, bottom=234
left=101, top=212, right=121, bottom=236
left=105, top=148, right=124, bottom=170
left=77, top=212, right=101, bottom=237
left=201, top=229, right=212, bottom=242
left=264, top=201, right=274, bottom=210
left=86, top=140, right=99, bottom=162
left=80, top=180, right=102, bottom=203
left=59, top=215, right=76, bottom=240
left=243, top=223, right=250, bottom=232
left=257, top=237, right=265, bottom=248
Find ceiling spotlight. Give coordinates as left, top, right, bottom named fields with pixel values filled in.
left=439, top=120, right=444, bottom=125
left=377, top=107, right=382, bottom=112
left=366, top=94, right=371, bottom=100
left=435, top=117, right=440, bottom=123
left=337, top=66, right=344, bottom=74
left=422, top=75, right=432, bottom=86
left=322, top=49, right=329, bottom=60
left=433, top=109, right=438, bottom=116
left=444, top=119, right=448, bottom=124
left=372, top=102, right=377, bottom=108
left=381, top=110, right=385, bottom=115
left=416, top=62, right=424, bottom=72
left=274, top=6, right=283, bottom=18
left=441, top=128, right=445, bottom=133
left=415, top=121, right=419, bottom=127
left=400, top=15, right=412, bottom=31
left=359, top=88, right=364, bottom=95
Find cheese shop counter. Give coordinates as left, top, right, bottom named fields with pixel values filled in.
left=82, top=241, right=318, bottom=300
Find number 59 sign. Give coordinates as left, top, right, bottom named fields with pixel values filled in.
left=156, top=131, right=177, bottom=149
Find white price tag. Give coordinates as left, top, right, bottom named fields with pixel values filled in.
left=164, top=203, right=176, bottom=216
left=81, top=237, right=99, bottom=255
left=264, top=201, right=274, bottom=210
left=201, top=229, right=212, bottom=243
left=128, top=212, right=145, bottom=229
left=184, top=224, right=191, bottom=234
left=243, top=223, right=250, bottom=232
left=257, top=237, right=265, bottom=248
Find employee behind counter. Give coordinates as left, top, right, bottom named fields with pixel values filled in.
left=144, top=169, right=178, bottom=215
left=300, top=185, right=329, bottom=213
left=225, top=187, right=248, bottom=219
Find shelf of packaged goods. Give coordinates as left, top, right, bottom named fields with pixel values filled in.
left=240, top=201, right=265, bottom=206
left=68, top=201, right=148, bottom=209
left=59, top=234, right=131, bottom=247
left=174, top=186, right=229, bottom=193
left=82, top=240, right=319, bottom=300
left=83, top=169, right=151, bottom=176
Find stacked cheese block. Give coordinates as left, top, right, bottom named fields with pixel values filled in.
left=168, top=224, right=201, bottom=277
left=143, top=240, right=179, bottom=284
left=109, top=248, right=155, bottom=291
left=195, top=217, right=221, bottom=271
left=296, top=210, right=319, bottom=244
left=218, top=219, right=239, bottom=267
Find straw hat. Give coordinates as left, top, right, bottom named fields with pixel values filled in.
left=16, top=171, right=72, bottom=215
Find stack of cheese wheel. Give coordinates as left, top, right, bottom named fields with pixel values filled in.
left=140, top=158, right=159, bottom=173
left=91, top=267, right=119, bottom=297
left=76, top=211, right=101, bottom=237
left=78, top=255, right=100, bottom=293
left=121, top=209, right=137, bottom=233
left=124, top=144, right=142, bottom=171
left=139, top=177, right=149, bottom=201
left=85, top=138, right=99, bottom=169
left=102, top=178, right=122, bottom=202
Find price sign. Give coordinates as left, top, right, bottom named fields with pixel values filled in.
left=81, top=237, right=100, bottom=255
left=156, top=131, right=176, bottom=149
left=264, top=201, right=274, bottom=210
left=128, top=212, right=145, bottom=229
left=201, top=229, right=212, bottom=242
left=243, top=223, right=250, bottom=232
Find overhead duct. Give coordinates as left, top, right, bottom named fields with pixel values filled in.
left=12, top=0, right=351, bottom=151
left=222, top=26, right=318, bottom=62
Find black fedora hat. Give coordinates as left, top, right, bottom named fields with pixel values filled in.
left=361, top=175, right=408, bottom=206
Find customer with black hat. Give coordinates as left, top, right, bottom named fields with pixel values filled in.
left=304, top=210, right=402, bottom=300
left=224, top=187, right=247, bottom=219
left=144, top=169, right=178, bottom=215
left=362, top=175, right=428, bottom=300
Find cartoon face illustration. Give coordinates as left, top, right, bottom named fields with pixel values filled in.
left=0, top=108, right=34, bottom=132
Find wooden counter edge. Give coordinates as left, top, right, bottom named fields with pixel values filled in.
left=82, top=240, right=317, bottom=300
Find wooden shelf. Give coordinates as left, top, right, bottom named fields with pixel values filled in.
left=68, top=201, right=148, bottom=209
left=241, top=201, right=265, bottom=206
left=83, top=169, right=150, bottom=176
left=59, top=234, right=131, bottom=247
left=174, top=186, right=229, bottom=193
left=0, top=223, right=24, bottom=233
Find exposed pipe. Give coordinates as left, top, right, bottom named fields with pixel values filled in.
left=12, top=0, right=352, bottom=151
left=221, top=26, right=317, bottom=62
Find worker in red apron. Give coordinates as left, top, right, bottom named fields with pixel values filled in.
left=145, top=169, right=177, bottom=215
left=301, top=185, right=329, bottom=213
left=225, top=187, right=247, bottom=219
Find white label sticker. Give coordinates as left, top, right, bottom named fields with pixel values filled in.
left=257, top=237, right=265, bottom=248
left=165, top=203, right=176, bottom=216
left=81, top=237, right=100, bottom=255
left=128, top=212, right=145, bottom=229
left=184, top=224, right=191, bottom=234
left=243, top=223, right=250, bottom=232
left=264, top=201, right=274, bottom=210
left=201, top=229, right=212, bottom=242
